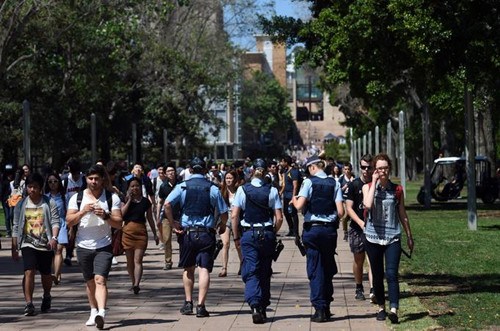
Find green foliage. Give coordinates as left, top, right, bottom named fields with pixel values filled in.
left=240, top=71, right=293, bottom=157
left=0, top=0, right=264, bottom=169
left=323, top=140, right=349, bottom=163
left=261, top=0, right=500, bottom=161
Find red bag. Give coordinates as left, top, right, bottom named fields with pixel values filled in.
left=112, top=229, right=124, bottom=256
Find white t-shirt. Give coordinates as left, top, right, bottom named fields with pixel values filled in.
left=68, top=189, right=121, bottom=250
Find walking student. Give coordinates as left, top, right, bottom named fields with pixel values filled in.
left=66, top=165, right=122, bottom=329
left=157, top=163, right=179, bottom=270
left=121, top=177, right=159, bottom=294
left=363, top=153, right=414, bottom=324
left=345, top=154, right=375, bottom=302
left=164, top=157, right=228, bottom=318
left=44, top=172, right=68, bottom=285
left=11, top=173, right=60, bottom=316
left=292, top=155, right=344, bottom=322
left=231, top=158, right=283, bottom=324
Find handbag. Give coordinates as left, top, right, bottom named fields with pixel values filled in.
left=111, top=229, right=124, bottom=256
left=7, top=194, right=23, bottom=207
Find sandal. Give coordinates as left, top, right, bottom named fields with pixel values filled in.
left=52, top=274, right=60, bottom=285
left=218, top=267, right=227, bottom=277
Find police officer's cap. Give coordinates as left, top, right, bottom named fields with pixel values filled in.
left=189, top=157, right=206, bottom=169
left=253, top=158, right=267, bottom=170
left=305, top=155, right=323, bottom=167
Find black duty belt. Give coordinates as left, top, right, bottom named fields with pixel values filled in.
left=307, top=221, right=336, bottom=227
left=185, top=226, right=216, bottom=234
left=241, top=225, right=274, bottom=232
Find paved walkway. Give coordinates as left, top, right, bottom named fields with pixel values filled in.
left=0, top=222, right=388, bottom=331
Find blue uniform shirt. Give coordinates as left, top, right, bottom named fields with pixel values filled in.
left=166, top=174, right=228, bottom=228
left=232, top=178, right=282, bottom=227
left=298, top=170, right=343, bottom=223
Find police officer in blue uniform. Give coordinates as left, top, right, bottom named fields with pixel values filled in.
left=231, top=159, right=283, bottom=324
left=164, top=157, right=228, bottom=318
left=292, top=155, right=344, bottom=322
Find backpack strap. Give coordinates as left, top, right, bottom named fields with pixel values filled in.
left=76, top=190, right=84, bottom=210
left=105, top=190, right=113, bottom=211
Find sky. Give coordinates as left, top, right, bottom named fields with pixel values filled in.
left=275, top=0, right=309, bottom=18
left=228, top=0, right=310, bottom=51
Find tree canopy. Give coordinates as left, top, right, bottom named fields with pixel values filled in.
left=0, top=0, right=280, bottom=170
left=261, top=0, right=500, bottom=162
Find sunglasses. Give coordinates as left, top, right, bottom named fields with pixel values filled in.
left=360, top=165, right=373, bottom=171
left=48, top=180, right=59, bottom=184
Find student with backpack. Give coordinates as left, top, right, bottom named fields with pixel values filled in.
left=362, top=153, right=414, bottom=324
left=66, top=165, right=122, bottom=329
left=62, top=159, right=86, bottom=266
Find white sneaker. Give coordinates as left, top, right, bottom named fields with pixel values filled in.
left=85, top=312, right=97, bottom=326
left=111, top=257, right=118, bottom=265
left=158, top=243, right=165, bottom=250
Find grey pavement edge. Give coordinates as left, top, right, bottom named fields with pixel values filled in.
left=0, top=219, right=388, bottom=331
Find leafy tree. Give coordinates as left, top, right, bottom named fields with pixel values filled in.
left=261, top=0, right=499, bottom=166
left=240, top=70, right=293, bottom=158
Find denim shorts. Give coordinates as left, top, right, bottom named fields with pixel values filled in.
left=76, top=245, right=113, bottom=281
left=21, top=247, right=54, bottom=275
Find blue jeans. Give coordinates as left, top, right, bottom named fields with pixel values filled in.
left=364, top=239, right=401, bottom=309
left=302, top=224, right=338, bottom=310
left=240, top=228, right=275, bottom=308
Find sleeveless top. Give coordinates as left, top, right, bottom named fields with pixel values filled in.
left=364, top=181, right=401, bottom=245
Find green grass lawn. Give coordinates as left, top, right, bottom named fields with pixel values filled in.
left=393, top=181, right=500, bottom=330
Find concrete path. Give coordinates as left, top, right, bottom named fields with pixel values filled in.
left=0, top=222, right=388, bottom=331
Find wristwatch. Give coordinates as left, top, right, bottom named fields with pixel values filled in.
left=51, top=236, right=58, bottom=242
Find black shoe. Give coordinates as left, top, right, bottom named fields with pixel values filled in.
left=24, top=302, right=35, bottom=316
left=311, top=308, right=328, bottom=323
left=196, top=304, right=210, bottom=318
left=388, top=311, right=399, bottom=324
left=63, top=258, right=72, bottom=267
left=376, top=309, right=387, bottom=321
left=180, top=301, right=193, bottom=315
left=251, top=307, right=265, bottom=324
left=41, top=295, right=51, bottom=313
left=133, top=286, right=140, bottom=294
left=163, top=263, right=173, bottom=270
left=95, top=314, right=105, bottom=329
left=285, top=232, right=295, bottom=237
left=325, top=307, right=332, bottom=319
left=355, top=288, right=366, bottom=300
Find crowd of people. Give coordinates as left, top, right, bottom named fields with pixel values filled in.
left=1, top=152, right=413, bottom=327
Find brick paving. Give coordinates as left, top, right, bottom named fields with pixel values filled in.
left=0, top=221, right=388, bottom=331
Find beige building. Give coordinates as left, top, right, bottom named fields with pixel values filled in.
left=242, top=35, right=346, bottom=158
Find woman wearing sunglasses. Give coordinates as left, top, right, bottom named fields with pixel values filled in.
left=44, top=172, right=68, bottom=285
left=362, top=153, right=414, bottom=324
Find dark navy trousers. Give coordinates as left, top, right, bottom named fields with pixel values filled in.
left=240, top=228, right=276, bottom=308
left=302, top=224, right=338, bottom=310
